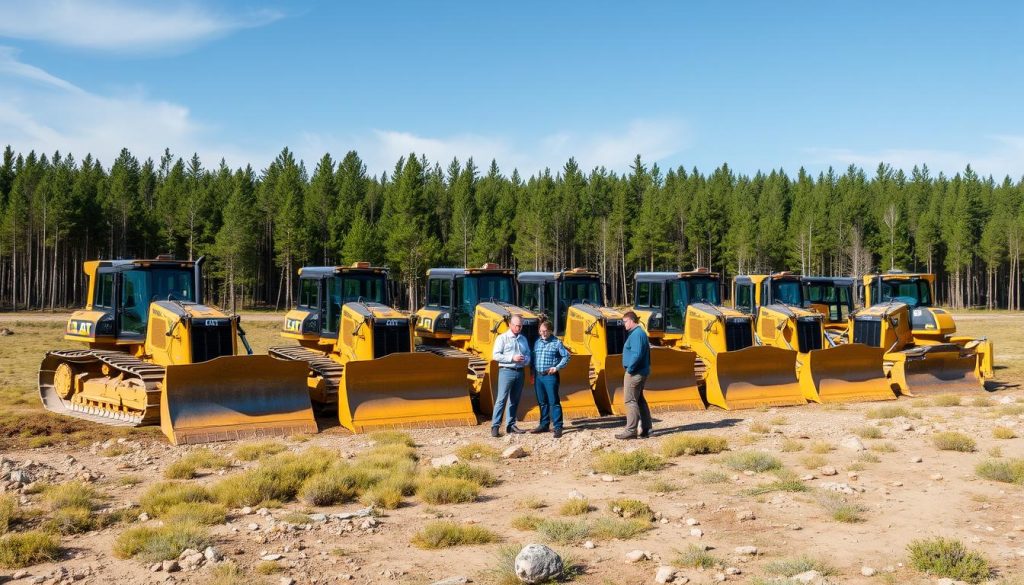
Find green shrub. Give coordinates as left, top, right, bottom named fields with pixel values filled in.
left=907, top=537, right=990, bottom=584
left=44, top=481, right=99, bottom=511
left=298, top=468, right=358, bottom=506
left=411, top=521, right=497, bottom=549
left=113, top=521, right=210, bottom=562
left=721, top=451, right=782, bottom=472
left=646, top=479, right=680, bottom=493
left=429, top=462, right=497, bottom=487
left=1, top=494, right=22, bottom=534
left=455, top=443, right=500, bottom=461
left=593, top=449, right=666, bottom=475
left=589, top=517, right=651, bottom=540
left=0, top=531, right=60, bottom=568
left=660, top=435, right=728, bottom=457
left=608, top=499, right=654, bottom=521
left=369, top=430, right=415, bottom=447
left=763, top=555, right=837, bottom=577
left=559, top=498, right=592, bottom=516
left=161, top=502, right=227, bottom=525
left=932, top=431, right=976, bottom=452
left=361, top=476, right=413, bottom=509
left=417, top=476, right=479, bottom=505
left=534, top=518, right=591, bottom=544
left=518, top=497, right=545, bottom=510
left=744, top=470, right=809, bottom=495
left=233, top=441, right=286, bottom=461
left=511, top=515, right=542, bottom=531
left=212, top=449, right=336, bottom=507
left=975, top=458, right=1024, bottom=484
left=140, top=482, right=212, bottom=516
left=165, top=449, right=231, bottom=479
left=674, top=544, right=720, bottom=568
left=817, top=493, right=865, bottom=523
left=698, top=470, right=730, bottom=484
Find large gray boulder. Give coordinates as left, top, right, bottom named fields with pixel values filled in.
left=514, top=544, right=563, bottom=584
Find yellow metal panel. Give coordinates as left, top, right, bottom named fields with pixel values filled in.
left=703, top=345, right=805, bottom=410
left=160, top=355, right=317, bottom=445
left=886, top=347, right=981, bottom=397
left=337, top=352, right=475, bottom=433
left=516, top=354, right=601, bottom=421
left=798, top=344, right=895, bottom=403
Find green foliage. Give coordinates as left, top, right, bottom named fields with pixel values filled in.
left=592, top=450, right=665, bottom=475
left=975, top=458, right=1024, bottom=484
left=932, top=431, right=976, bottom=452
left=113, top=522, right=210, bottom=562
left=721, top=451, right=782, bottom=472
left=559, top=498, right=592, bottom=516
left=674, top=544, right=721, bottom=568
left=411, top=521, right=498, bottom=549
left=429, top=463, right=497, bottom=487
left=907, top=537, right=990, bottom=583
left=140, top=482, right=213, bottom=516
left=417, top=477, right=480, bottom=505
left=660, top=435, right=729, bottom=457
left=607, top=499, right=654, bottom=521
left=0, top=531, right=60, bottom=568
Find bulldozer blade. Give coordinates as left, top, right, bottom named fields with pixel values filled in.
left=887, top=346, right=981, bottom=397
left=597, top=348, right=703, bottom=415
left=950, top=336, right=995, bottom=380
left=704, top=346, right=806, bottom=410
left=161, top=355, right=318, bottom=445
left=799, top=344, right=895, bottom=403
left=337, top=352, right=476, bottom=433
left=516, top=354, right=601, bottom=422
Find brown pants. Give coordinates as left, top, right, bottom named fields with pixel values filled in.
left=623, top=372, right=652, bottom=433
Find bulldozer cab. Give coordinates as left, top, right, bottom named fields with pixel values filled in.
left=416, top=264, right=515, bottom=340
left=864, top=272, right=934, bottom=309
left=634, top=270, right=721, bottom=336
left=733, top=273, right=804, bottom=314
left=802, top=276, right=855, bottom=325
left=75, top=258, right=199, bottom=345
left=283, top=263, right=389, bottom=344
left=517, top=268, right=603, bottom=336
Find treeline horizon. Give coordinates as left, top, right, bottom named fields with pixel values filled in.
left=0, top=144, right=1021, bottom=312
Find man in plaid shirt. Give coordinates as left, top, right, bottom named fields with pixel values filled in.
left=530, top=320, right=571, bottom=437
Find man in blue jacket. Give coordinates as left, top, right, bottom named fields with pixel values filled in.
left=616, top=310, right=652, bottom=439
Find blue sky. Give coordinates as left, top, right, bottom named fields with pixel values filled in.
left=1, top=0, right=1022, bottom=178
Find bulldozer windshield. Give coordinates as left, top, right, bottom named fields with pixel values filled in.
left=805, top=281, right=853, bottom=322
left=120, top=268, right=196, bottom=335
left=323, top=274, right=388, bottom=335
left=874, top=279, right=932, bottom=308
left=770, top=280, right=803, bottom=306
left=666, top=277, right=719, bottom=332
left=453, top=274, right=515, bottom=331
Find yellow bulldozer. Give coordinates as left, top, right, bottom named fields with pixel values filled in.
left=517, top=268, right=702, bottom=414
left=414, top=264, right=597, bottom=421
left=732, top=273, right=893, bottom=403
left=39, top=256, right=317, bottom=445
left=633, top=269, right=805, bottom=410
left=860, top=272, right=993, bottom=394
left=269, top=263, right=474, bottom=433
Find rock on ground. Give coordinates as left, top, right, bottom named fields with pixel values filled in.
left=514, top=544, right=563, bottom=584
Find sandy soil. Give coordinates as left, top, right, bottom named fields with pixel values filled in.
left=0, top=314, right=1022, bottom=585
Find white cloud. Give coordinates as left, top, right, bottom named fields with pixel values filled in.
left=298, top=119, right=693, bottom=177
left=0, top=47, right=266, bottom=168
left=0, top=0, right=281, bottom=52
left=806, top=136, right=1024, bottom=179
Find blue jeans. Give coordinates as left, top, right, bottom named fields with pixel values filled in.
left=534, top=373, right=563, bottom=430
left=491, top=367, right=525, bottom=430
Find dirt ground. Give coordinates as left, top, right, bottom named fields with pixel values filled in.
left=1, top=313, right=1022, bottom=585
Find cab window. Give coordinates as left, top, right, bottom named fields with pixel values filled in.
left=519, top=283, right=542, bottom=313
left=94, top=273, right=114, bottom=308
left=298, top=279, right=319, bottom=309
left=734, top=283, right=754, bottom=314
left=635, top=281, right=662, bottom=309
left=427, top=278, right=451, bottom=307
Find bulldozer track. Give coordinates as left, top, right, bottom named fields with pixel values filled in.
left=268, top=346, right=345, bottom=404
left=416, top=345, right=488, bottom=380
left=39, top=349, right=165, bottom=427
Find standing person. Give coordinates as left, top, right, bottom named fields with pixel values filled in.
left=491, top=314, right=531, bottom=437
left=615, top=311, right=652, bottom=440
left=530, top=320, right=570, bottom=438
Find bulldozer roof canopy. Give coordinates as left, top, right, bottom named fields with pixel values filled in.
left=518, top=269, right=600, bottom=283
left=427, top=267, right=514, bottom=279
left=298, top=266, right=388, bottom=278
left=635, top=270, right=720, bottom=282
left=86, top=259, right=194, bottom=273
left=801, top=276, right=855, bottom=285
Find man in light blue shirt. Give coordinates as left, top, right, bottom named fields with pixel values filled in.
left=491, top=314, right=531, bottom=436
left=616, top=310, right=653, bottom=440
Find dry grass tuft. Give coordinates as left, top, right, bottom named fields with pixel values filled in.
left=411, top=521, right=497, bottom=549
left=975, top=459, right=1024, bottom=484
left=417, top=477, right=480, bottom=505
left=661, top=435, right=728, bottom=457
left=674, top=543, right=721, bottom=568
left=932, top=431, right=976, bottom=452
left=907, top=537, right=990, bottom=584
left=993, top=426, right=1017, bottom=439
left=721, top=451, right=782, bottom=472
left=817, top=493, right=866, bottom=523
left=113, top=521, right=210, bottom=562
left=763, top=555, right=837, bottom=577
left=932, top=394, right=962, bottom=407
left=429, top=462, right=497, bottom=487
left=866, top=405, right=911, bottom=419
left=592, top=449, right=665, bottom=475
left=607, top=499, right=654, bottom=521
left=854, top=426, right=883, bottom=439
left=232, top=441, right=286, bottom=461
left=0, top=531, right=60, bottom=568
left=559, top=498, right=592, bottom=516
